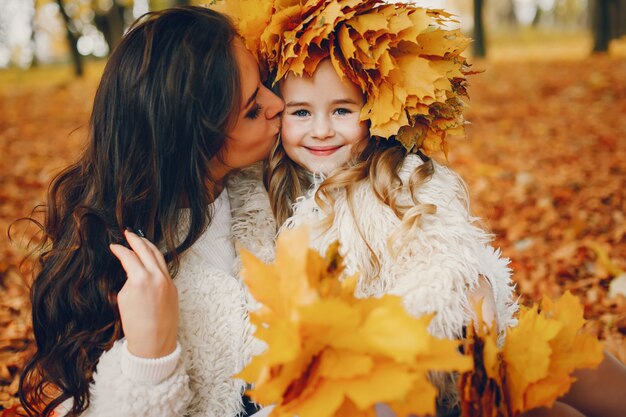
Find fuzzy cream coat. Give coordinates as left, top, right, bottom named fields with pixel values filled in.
left=230, top=156, right=519, bottom=408
left=232, top=156, right=519, bottom=340
left=78, top=186, right=267, bottom=417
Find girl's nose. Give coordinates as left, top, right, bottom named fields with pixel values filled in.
left=311, top=115, right=334, bottom=140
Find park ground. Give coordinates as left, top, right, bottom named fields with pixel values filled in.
left=1, top=32, right=625, bottom=411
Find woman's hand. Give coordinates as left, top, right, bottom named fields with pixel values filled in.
left=110, top=230, right=179, bottom=358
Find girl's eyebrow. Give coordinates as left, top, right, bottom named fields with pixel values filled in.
left=332, top=98, right=360, bottom=105
left=285, top=98, right=360, bottom=107
left=285, top=101, right=310, bottom=107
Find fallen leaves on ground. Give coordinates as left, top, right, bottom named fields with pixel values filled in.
left=447, top=55, right=626, bottom=364
left=0, top=63, right=101, bottom=411
left=1, top=52, right=625, bottom=411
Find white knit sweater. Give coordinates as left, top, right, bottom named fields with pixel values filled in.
left=74, top=189, right=264, bottom=417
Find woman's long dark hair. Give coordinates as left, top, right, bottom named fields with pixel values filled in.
left=18, top=6, right=241, bottom=416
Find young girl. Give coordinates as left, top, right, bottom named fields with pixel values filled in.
left=270, top=58, right=515, bottom=341
left=222, top=1, right=514, bottom=414
left=224, top=0, right=626, bottom=416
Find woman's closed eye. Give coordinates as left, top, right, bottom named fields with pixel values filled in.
left=245, top=104, right=262, bottom=120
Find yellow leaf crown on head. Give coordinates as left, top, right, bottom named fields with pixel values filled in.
left=213, top=0, right=473, bottom=155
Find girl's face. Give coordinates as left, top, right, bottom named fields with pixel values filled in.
left=280, top=60, right=369, bottom=175
left=210, top=39, right=284, bottom=181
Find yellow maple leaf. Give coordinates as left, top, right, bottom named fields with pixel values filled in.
left=317, top=349, right=374, bottom=379
left=459, top=293, right=604, bottom=416
left=240, top=228, right=472, bottom=417
left=523, top=375, right=575, bottom=411
left=389, top=374, right=439, bottom=417
left=280, top=380, right=344, bottom=417
left=342, top=360, right=419, bottom=409
left=503, top=305, right=562, bottom=412
left=210, top=0, right=272, bottom=61
left=502, top=292, right=604, bottom=413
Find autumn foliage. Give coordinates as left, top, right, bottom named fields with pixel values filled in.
left=460, top=293, right=604, bottom=417
left=1, top=45, right=625, bottom=414
left=239, top=228, right=472, bottom=417
left=241, top=229, right=604, bottom=417
left=214, top=0, right=470, bottom=154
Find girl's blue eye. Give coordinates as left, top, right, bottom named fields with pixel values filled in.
left=334, top=108, right=351, bottom=116
left=245, top=104, right=262, bottom=120
left=293, top=109, right=310, bottom=117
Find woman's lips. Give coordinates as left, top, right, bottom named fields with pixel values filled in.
left=305, top=145, right=342, bottom=156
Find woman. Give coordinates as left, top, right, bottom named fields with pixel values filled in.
left=19, top=6, right=282, bottom=417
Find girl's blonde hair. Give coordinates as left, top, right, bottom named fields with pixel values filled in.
left=264, top=136, right=436, bottom=268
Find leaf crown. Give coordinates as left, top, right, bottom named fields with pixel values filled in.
left=214, top=0, right=473, bottom=154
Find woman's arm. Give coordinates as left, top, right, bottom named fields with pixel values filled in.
left=560, top=351, right=626, bottom=417
left=69, top=230, right=193, bottom=416
left=78, top=340, right=191, bottom=417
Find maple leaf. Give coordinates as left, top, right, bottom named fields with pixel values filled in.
left=211, top=0, right=273, bottom=67
left=502, top=292, right=604, bottom=413
left=238, top=228, right=472, bottom=417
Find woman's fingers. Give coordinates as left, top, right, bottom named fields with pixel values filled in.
left=109, top=243, right=145, bottom=278
left=141, top=234, right=169, bottom=274
left=110, top=234, right=179, bottom=359
left=124, top=230, right=168, bottom=276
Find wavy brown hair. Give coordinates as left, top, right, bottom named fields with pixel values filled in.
left=18, top=7, right=241, bottom=416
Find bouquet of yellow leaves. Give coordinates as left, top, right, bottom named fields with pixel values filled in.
left=459, top=292, right=604, bottom=417
left=239, top=228, right=472, bottom=417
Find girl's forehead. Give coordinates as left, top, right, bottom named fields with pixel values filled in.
left=281, top=61, right=361, bottom=97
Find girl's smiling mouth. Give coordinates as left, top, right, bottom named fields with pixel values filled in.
left=305, top=145, right=342, bottom=156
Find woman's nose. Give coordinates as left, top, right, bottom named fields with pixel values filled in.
left=264, top=87, right=284, bottom=119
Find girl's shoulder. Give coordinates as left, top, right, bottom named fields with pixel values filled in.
left=395, top=154, right=470, bottom=212
left=397, top=153, right=426, bottom=183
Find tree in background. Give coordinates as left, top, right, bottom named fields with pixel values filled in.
left=593, top=0, right=626, bottom=52
left=55, top=0, right=82, bottom=76
left=93, top=1, right=128, bottom=54
left=51, top=0, right=190, bottom=75
left=473, top=0, right=486, bottom=58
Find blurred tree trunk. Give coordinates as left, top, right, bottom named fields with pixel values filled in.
left=505, top=0, right=517, bottom=26
left=172, top=0, right=190, bottom=4
left=593, top=0, right=611, bottom=52
left=473, top=0, right=486, bottom=58
left=93, top=2, right=126, bottom=54
left=617, top=0, right=626, bottom=37
left=56, top=0, right=83, bottom=76
left=593, top=0, right=626, bottom=52
left=30, top=8, right=38, bottom=67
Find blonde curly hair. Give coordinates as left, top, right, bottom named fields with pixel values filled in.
left=264, top=136, right=436, bottom=265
